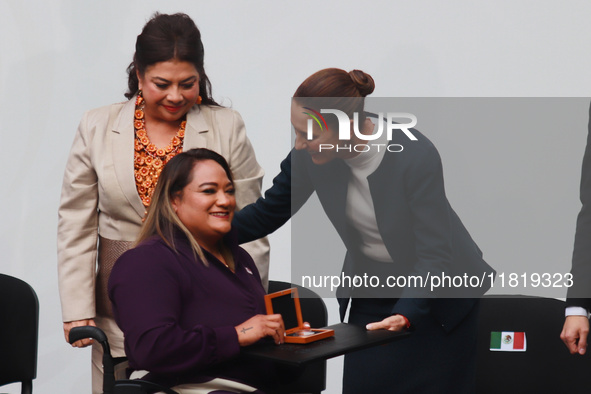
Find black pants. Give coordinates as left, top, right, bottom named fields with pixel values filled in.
left=343, top=298, right=479, bottom=394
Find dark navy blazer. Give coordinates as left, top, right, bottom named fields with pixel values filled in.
left=234, top=127, right=494, bottom=332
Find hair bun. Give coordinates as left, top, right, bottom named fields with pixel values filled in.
left=348, top=70, right=375, bottom=97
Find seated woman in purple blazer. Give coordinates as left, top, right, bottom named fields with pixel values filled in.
left=108, top=148, right=284, bottom=393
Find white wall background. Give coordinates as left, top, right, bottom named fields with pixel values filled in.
left=1, top=0, right=591, bottom=392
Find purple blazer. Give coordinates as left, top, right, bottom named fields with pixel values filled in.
left=108, top=230, right=272, bottom=389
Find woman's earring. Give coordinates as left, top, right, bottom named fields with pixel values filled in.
left=196, top=96, right=202, bottom=105
left=138, top=89, right=143, bottom=97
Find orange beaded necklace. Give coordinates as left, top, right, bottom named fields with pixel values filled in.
left=133, top=94, right=186, bottom=209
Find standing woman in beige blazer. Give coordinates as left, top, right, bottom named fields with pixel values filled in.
left=57, top=13, right=268, bottom=393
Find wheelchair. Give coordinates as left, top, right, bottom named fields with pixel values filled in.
left=69, top=326, right=178, bottom=394
left=69, top=281, right=327, bottom=393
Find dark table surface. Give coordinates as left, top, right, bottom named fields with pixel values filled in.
left=242, top=322, right=410, bottom=367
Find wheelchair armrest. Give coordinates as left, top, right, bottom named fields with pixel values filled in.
left=114, top=379, right=179, bottom=394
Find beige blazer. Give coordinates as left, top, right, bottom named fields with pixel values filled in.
left=57, top=98, right=268, bottom=322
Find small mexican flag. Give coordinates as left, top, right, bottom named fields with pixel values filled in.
left=490, top=331, right=526, bottom=352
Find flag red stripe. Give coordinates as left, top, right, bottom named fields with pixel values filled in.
left=513, top=332, right=525, bottom=349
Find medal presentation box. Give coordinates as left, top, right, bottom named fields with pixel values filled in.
left=264, top=288, right=334, bottom=344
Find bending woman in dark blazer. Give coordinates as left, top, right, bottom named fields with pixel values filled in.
left=233, top=68, right=494, bottom=393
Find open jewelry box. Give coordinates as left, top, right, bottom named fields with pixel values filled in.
left=264, top=287, right=334, bottom=344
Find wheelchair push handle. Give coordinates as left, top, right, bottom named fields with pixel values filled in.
left=69, top=325, right=108, bottom=345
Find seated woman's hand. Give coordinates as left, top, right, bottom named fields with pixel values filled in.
left=235, top=314, right=285, bottom=346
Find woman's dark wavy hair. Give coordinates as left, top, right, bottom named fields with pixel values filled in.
left=125, top=12, right=218, bottom=106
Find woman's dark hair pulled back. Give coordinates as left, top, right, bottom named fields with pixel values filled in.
left=293, top=68, right=375, bottom=128
left=294, top=68, right=375, bottom=100
left=125, top=12, right=218, bottom=106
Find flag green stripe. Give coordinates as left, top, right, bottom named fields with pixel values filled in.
left=490, top=331, right=502, bottom=349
